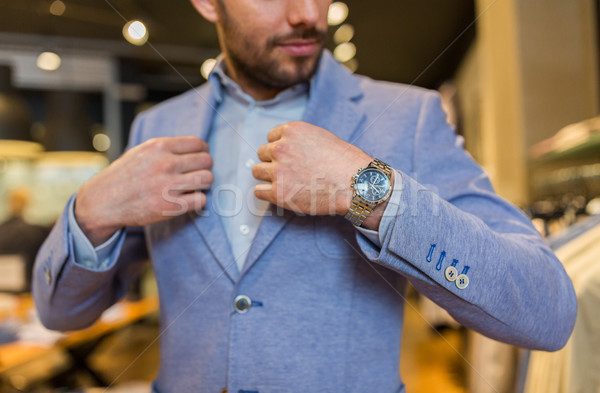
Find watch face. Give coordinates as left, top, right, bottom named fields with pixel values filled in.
left=355, top=168, right=391, bottom=203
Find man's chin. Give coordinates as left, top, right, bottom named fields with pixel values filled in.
left=275, top=50, right=323, bottom=82
left=234, top=48, right=324, bottom=89
left=267, top=63, right=319, bottom=88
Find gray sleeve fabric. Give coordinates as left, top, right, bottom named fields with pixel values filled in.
left=356, top=93, right=576, bottom=351
left=32, top=115, right=150, bottom=331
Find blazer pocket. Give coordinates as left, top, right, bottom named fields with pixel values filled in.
left=315, top=216, right=363, bottom=260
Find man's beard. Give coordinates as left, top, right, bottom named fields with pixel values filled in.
left=218, top=2, right=327, bottom=89
left=228, top=28, right=327, bottom=89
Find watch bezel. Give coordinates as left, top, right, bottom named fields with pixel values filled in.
left=352, top=167, right=392, bottom=206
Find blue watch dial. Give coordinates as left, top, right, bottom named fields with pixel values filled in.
left=355, top=168, right=391, bottom=203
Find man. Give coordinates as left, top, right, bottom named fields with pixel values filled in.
left=33, top=0, right=577, bottom=392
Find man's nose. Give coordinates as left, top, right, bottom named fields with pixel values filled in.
left=287, top=0, right=320, bottom=28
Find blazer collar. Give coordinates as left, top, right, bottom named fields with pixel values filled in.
left=184, top=50, right=366, bottom=281
left=303, top=50, right=364, bottom=139
left=184, top=84, right=242, bottom=283
left=241, top=50, right=366, bottom=276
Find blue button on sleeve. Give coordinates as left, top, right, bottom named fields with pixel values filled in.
left=68, top=197, right=123, bottom=270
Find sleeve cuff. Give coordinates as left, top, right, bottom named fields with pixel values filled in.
left=68, top=197, right=123, bottom=270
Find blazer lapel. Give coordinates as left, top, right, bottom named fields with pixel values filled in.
left=302, top=51, right=365, bottom=143
left=182, top=84, right=240, bottom=283
left=240, top=51, right=366, bottom=277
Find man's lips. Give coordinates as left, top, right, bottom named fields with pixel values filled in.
left=277, top=39, right=319, bottom=57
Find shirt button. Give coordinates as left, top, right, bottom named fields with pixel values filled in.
left=444, top=266, right=458, bottom=282
left=455, top=274, right=469, bottom=290
left=220, top=389, right=227, bottom=393
left=239, top=224, right=250, bottom=235
left=45, top=268, right=52, bottom=285
left=234, top=295, right=252, bottom=313
left=244, top=159, right=255, bottom=169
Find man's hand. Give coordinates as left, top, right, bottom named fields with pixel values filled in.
left=75, top=136, right=213, bottom=246
left=252, top=121, right=372, bottom=217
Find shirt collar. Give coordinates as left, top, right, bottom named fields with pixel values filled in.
left=208, top=55, right=309, bottom=108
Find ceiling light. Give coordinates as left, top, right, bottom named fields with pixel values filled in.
left=123, top=20, right=149, bottom=46
left=49, top=0, right=66, bottom=16
left=333, top=42, right=356, bottom=63
left=333, top=24, right=354, bottom=44
left=200, top=58, right=217, bottom=80
left=328, top=2, right=349, bottom=26
left=36, top=51, right=62, bottom=71
left=92, top=133, right=111, bottom=152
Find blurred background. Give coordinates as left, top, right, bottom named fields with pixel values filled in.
left=0, top=1, right=599, bottom=392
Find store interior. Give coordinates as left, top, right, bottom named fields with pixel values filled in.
left=0, top=0, right=599, bottom=392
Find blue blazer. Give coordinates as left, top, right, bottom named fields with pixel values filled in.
left=33, top=51, right=576, bottom=393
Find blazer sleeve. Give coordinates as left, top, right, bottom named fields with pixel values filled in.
left=356, top=92, right=577, bottom=351
left=32, top=116, right=149, bottom=331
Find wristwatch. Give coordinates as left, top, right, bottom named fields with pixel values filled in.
left=344, top=158, right=393, bottom=226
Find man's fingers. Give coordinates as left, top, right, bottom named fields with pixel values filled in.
left=179, top=191, right=208, bottom=213
left=164, top=136, right=209, bottom=154
left=177, top=170, right=214, bottom=191
left=252, top=162, right=273, bottom=182
left=176, top=152, right=213, bottom=173
left=267, top=125, right=284, bottom=143
left=254, top=183, right=273, bottom=202
left=257, top=143, right=272, bottom=162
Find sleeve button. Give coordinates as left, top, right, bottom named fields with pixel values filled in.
left=444, top=266, right=458, bottom=282
left=455, top=274, right=469, bottom=290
